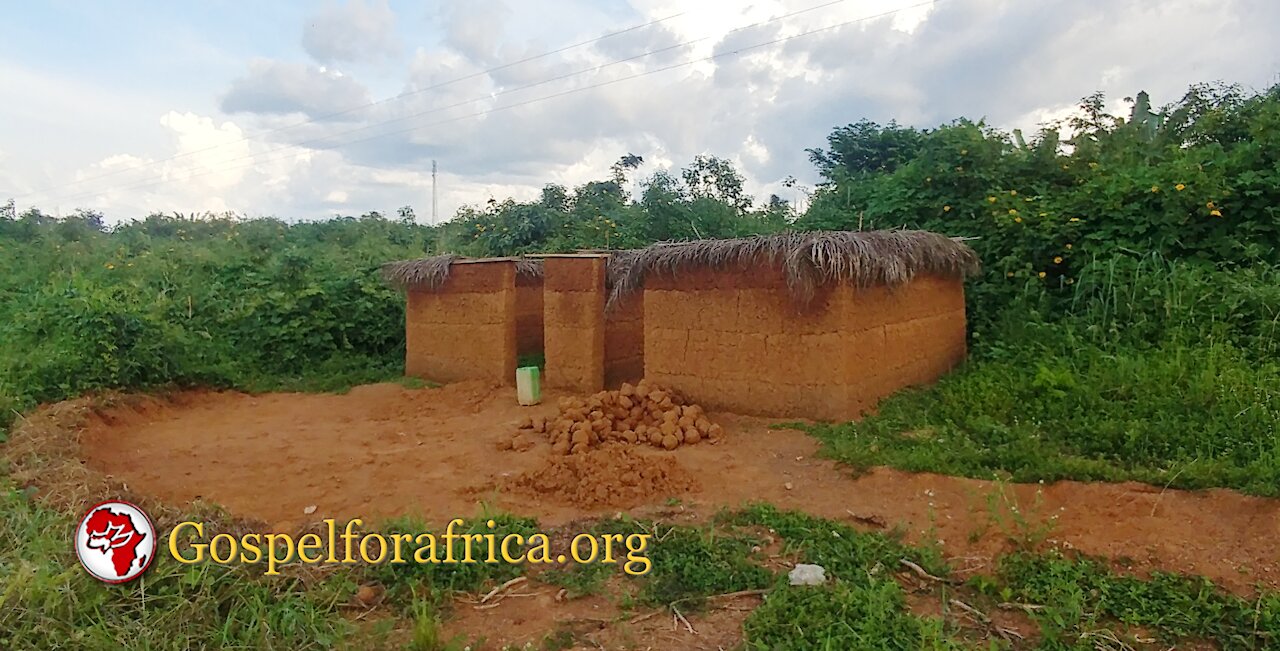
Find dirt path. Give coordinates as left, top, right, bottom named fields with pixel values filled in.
left=78, top=382, right=1280, bottom=598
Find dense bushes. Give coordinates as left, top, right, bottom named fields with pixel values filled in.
left=0, top=211, right=440, bottom=431
left=798, top=82, right=1280, bottom=334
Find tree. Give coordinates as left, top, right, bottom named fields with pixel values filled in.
left=681, top=154, right=751, bottom=213
left=807, top=119, right=925, bottom=181
left=539, top=184, right=569, bottom=212
left=610, top=153, right=644, bottom=186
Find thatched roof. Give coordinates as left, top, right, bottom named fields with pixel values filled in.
left=604, top=230, right=980, bottom=310
left=381, top=254, right=544, bottom=290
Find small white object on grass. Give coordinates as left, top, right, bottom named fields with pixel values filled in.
left=788, top=563, right=826, bottom=586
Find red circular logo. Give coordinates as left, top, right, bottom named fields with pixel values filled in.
left=75, top=500, right=156, bottom=584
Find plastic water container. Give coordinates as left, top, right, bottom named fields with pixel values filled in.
left=516, top=366, right=541, bottom=406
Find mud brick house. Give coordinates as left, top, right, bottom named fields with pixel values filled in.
left=382, top=255, right=544, bottom=385
left=384, top=230, right=978, bottom=421
left=604, top=230, right=980, bottom=421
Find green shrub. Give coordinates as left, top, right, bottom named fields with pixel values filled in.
left=0, top=211, right=438, bottom=433
left=798, top=82, right=1280, bottom=333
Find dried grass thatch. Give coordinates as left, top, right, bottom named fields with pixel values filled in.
left=381, top=254, right=544, bottom=290
left=513, top=257, right=545, bottom=279
left=605, top=229, right=980, bottom=309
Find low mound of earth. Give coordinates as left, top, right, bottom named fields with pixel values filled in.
left=506, top=445, right=701, bottom=508
left=47, top=380, right=1280, bottom=598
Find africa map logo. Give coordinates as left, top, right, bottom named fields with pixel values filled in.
left=75, top=501, right=156, bottom=583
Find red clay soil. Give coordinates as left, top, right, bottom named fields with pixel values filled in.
left=506, top=446, right=701, bottom=508
left=78, top=381, right=1280, bottom=602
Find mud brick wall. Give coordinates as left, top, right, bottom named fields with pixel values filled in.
left=604, top=291, right=644, bottom=388
left=515, top=274, right=544, bottom=357
left=643, top=267, right=966, bottom=421
left=543, top=257, right=607, bottom=393
left=405, top=262, right=517, bottom=384
left=842, top=274, right=967, bottom=415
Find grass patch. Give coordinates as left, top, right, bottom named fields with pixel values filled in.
left=590, top=517, right=773, bottom=609
left=636, top=523, right=772, bottom=608
left=728, top=504, right=948, bottom=581
left=743, top=580, right=964, bottom=650
left=982, top=551, right=1280, bottom=649
left=235, top=355, right=407, bottom=395
left=394, top=376, right=437, bottom=390
left=405, top=600, right=468, bottom=651
left=728, top=506, right=1280, bottom=650
left=0, top=484, right=359, bottom=650
left=807, top=258, right=1280, bottom=497
left=540, top=562, right=614, bottom=599
left=367, top=512, right=540, bottom=611
left=2, top=483, right=1277, bottom=650
left=809, top=339, right=1280, bottom=495
left=729, top=505, right=966, bottom=649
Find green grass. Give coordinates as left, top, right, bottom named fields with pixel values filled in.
left=982, top=551, right=1280, bottom=649
left=809, top=339, right=1280, bottom=495
left=540, top=561, right=614, bottom=599
left=728, top=503, right=948, bottom=581
left=234, top=356, right=407, bottom=395
left=538, top=517, right=775, bottom=606
left=368, top=512, right=540, bottom=612
left=0, top=490, right=540, bottom=650
left=727, top=505, right=968, bottom=649
left=806, top=257, right=1280, bottom=496
left=405, top=601, right=469, bottom=651
left=565, top=517, right=775, bottom=609
left=626, top=521, right=773, bottom=609
left=726, top=506, right=1280, bottom=650
left=4, top=477, right=1278, bottom=650
left=743, top=580, right=967, bottom=651
left=0, top=485, right=360, bottom=650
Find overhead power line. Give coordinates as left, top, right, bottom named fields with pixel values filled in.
left=39, top=0, right=938, bottom=209
left=13, top=10, right=688, bottom=201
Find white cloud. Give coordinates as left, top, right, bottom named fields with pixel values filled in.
left=67, top=112, right=259, bottom=215
left=302, top=0, right=401, bottom=65
left=440, top=0, right=511, bottom=64
left=742, top=134, right=770, bottom=165
left=221, top=59, right=373, bottom=119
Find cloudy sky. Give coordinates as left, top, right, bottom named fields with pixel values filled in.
left=2, top=0, right=1277, bottom=225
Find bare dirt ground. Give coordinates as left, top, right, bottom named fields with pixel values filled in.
left=442, top=580, right=772, bottom=651
left=60, top=381, right=1280, bottom=648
